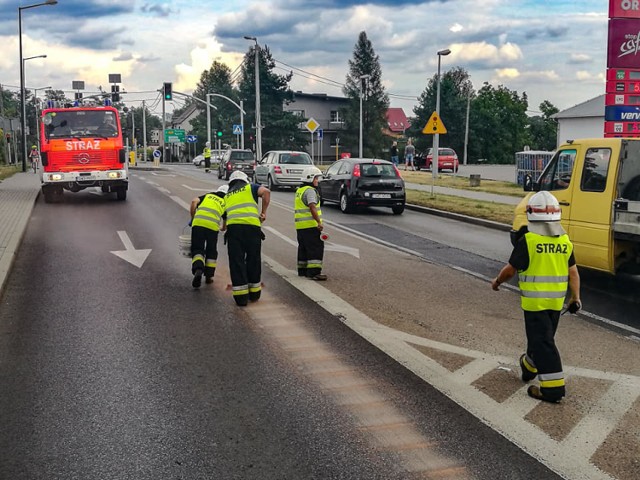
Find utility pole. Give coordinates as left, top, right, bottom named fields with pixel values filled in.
left=142, top=100, right=147, bottom=163
left=160, top=89, right=165, bottom=166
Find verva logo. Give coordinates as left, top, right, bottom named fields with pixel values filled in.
left=610, top=0, right=640, bottom=18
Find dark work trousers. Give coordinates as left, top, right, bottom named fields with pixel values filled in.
left=226, top=225, right=262, bottom=306
left=523, top=309, right=565, bottom=400
left=191, top=226, right=219, bottom=278
left=296, top=227, right=324, bottom=277
left=204, top=156, right=211, bottom=170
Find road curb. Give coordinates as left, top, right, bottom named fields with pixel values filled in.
left=405, top=203, right=512, bottom=232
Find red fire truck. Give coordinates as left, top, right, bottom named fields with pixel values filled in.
left=39, top=105, right=129, bottom=202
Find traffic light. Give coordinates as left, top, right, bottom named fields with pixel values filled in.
left=216, top=130, right=223, bottom=138
left=163, top=82, right=172, bottom=101
left=111, top=85, right=120, bottom=102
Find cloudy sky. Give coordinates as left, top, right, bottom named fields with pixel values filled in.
left=1, top=0, right=608, bottom=118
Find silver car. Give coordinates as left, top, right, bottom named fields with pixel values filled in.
left=254, top=150, right=313, bottom=190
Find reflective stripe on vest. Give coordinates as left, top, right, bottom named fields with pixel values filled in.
left=518, top=232, right=572, bottom=311
left=225, top=184, right=261, bottom=226
left=192, top=194, right=224, bottom=231
left=294, top=185, right=322, bottom=230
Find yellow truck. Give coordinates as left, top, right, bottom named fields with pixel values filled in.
left=511, top=138, right=640, bottom=275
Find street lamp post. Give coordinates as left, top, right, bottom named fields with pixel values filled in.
left=18, top=0, right=57, bottom=172
left=359, top=74, right=370, bottom=158
left=244, top=36, right=262, bottom=161
left=432, top=48, right=451, bottom=180
left=31, top=84, right=51, bottom=149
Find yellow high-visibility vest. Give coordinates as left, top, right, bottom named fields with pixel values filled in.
left=518, top=232, right=572, bottom=311
left=203, top=147, right=211, bottom=159
left=294, top=185, right=322, bottom=230
left=192, top=194, right=225, bottom=231
left=225, top=184, right=260, bottom=227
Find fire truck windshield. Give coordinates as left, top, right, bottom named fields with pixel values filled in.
left=44, top=110, right=119, bottom=139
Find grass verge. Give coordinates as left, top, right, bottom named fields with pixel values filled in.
left=400, top=170, right=524, bottom=197
left=406, top=189, right=516, bottom=225
left=0, top=165, right=21, bottom=181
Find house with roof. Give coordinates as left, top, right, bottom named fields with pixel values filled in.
left=385, top=108, right=410, bottom=137
left=553, top=95, right=604, bottom=146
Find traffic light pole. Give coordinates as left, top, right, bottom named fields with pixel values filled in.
left=160, top=91, right=165, bottom=166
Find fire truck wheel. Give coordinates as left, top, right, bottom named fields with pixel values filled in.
left=116, top=188, right=127, bottom=201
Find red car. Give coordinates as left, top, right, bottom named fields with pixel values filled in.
left=426, top=148, right=459, bottom=173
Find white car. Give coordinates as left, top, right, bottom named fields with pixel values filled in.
left=254, top=150, right=313, bottom=190
left=192, top=154, right=205, bottom=167
left=193, top=151, right=223, bottom=167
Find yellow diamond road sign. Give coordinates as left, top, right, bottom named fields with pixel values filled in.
left=422, top=111, right=447, bottom=135
left=305, top=118, right=319, bottom=133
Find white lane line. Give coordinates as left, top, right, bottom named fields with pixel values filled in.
left=156, top=187, right=171, bottom=195
left=182, top=184, right=211, bottom=192
left=561, top=380, right=640, bottom=459
left=170, top=195, right=191, bottom=211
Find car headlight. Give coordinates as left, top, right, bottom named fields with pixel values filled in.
left=108, top=172, right=121, bottom=179
left=50, top=174, right=63, bottom=181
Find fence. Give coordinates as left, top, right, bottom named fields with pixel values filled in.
left=515, top=150, right=554, bottom=185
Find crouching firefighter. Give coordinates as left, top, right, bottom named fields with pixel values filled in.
left=491, top=191, right=581, bottom=403
left=189, top=184, right=228, bottom=288
left=295, top=166, right=327, bottom=281
left=224, top=171, right=270, bottom=306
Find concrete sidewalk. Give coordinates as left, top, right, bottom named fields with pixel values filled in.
left=0, top=172, right=41, bottom=297
left=405, top=181, right=522, bottom=205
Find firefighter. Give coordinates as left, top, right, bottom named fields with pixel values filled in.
left=295, top=166, right=327, bottom=281
left=29, top=145, right=40, bottom=173
left=189, top=184, right=228, bottom=288
left=224, top=171, right=270, bottom=306
left=491, top=191, right=581, bottom=403
left=203, top=141, right=212, bottom=173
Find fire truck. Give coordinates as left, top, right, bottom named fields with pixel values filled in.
left=39, top=105, right=128, bottom=202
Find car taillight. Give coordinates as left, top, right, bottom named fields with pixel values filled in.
left=274, top=166, right=282, bottom=174
left=392, top=165, right=401, bottom=177
left=353, top=164, right=361, bottom=177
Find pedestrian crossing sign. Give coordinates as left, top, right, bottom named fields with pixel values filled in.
left=422, top=111, right=447, bottom=135
left=233, top=124, right=243, bottom=135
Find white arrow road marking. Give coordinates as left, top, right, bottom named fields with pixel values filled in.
left=170, top=195, right=191, bottom=211
left=156, top=187, right=171, bottom=195
left=263, top=226, right=360, bottom=258
left=181, top=184, right=211, bottom=192
left=110, top=231, right=152, bottom=268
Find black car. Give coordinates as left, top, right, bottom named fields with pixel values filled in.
left=317, top=158, right=405, bottom=214
left=217, top=149, right=256, bottom=180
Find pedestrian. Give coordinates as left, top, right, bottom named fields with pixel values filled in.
left=404, top=139, right=416, bottom=171
left=295, top=166, right=327, bottom=281
left=189, top=184, right=228, bottom=288
left=491, top=191, right=581, bottom=403
left=390, top=141, right=399, bottom=165
left=203, top=141, right=212, bottom=173
left=224, top=171, right=271, bottom=306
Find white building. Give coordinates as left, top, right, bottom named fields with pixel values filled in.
left=553, top=94, right=604, bottom=147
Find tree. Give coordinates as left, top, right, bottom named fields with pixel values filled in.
left=238, top=45, right=308, bottom=155
left=408, top=67, right=474, bottom=158
left=187, top=61, right=239, bottom=152
left=341, top=31, right=389, bottom=158
left=527, top=100, right=559, bottom=151
left=469, top=83, right=529, bottom=164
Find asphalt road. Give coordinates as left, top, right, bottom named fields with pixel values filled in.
left=0, top=172, right=563, bottom=479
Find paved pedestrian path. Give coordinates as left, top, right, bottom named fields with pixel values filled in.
left=0, top=172, right=41, bottom=295
left=404, top=181, right=522, bottom=205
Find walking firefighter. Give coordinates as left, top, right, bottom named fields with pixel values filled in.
left=491, top=190, right=581, bottom=403
left=295, top=166, right=327, bottom=281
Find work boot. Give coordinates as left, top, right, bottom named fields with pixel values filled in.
left=192, top=269, right=203, bottom=288
left=519, top=354, right=537, bottom=382
left=310, top=274, right=327, bottom=281
left=527, top=385, right=562, bottom=403
left=205, top=276, right=214, bottom=284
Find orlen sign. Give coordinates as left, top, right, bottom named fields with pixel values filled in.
left=608, top=18, right=640, bottom=68
left=610, top=0, right=640, bottom=18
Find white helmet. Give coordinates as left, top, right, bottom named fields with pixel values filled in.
left=301, top=166, right=322, bottom=183
left=526, top=191, right=565, bottom=236
left=228, top=170, right=249, bottom=184
left=205, top=141, right=211, bottom=148
left=216, top=184, right=229, bottom=194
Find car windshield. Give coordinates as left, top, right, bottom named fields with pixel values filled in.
left=229, top=151, right=254, bottom=161
left=361, top=163, right=398, bottom=178
left=440, top=149, right=455, bottom=156
left=44, top=110, right=118, bottom=138
left=280, top=153, right=312, bottom=165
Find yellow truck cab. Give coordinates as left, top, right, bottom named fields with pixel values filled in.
left=511, top=138, right=640, bottom=275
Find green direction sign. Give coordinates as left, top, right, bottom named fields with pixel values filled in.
left=164, top=129, right=186, bottom=143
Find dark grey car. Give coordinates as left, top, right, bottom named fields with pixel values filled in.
left=317, top=158, right=405, bottom=214
left=217, top=149, right=255, bottom=180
